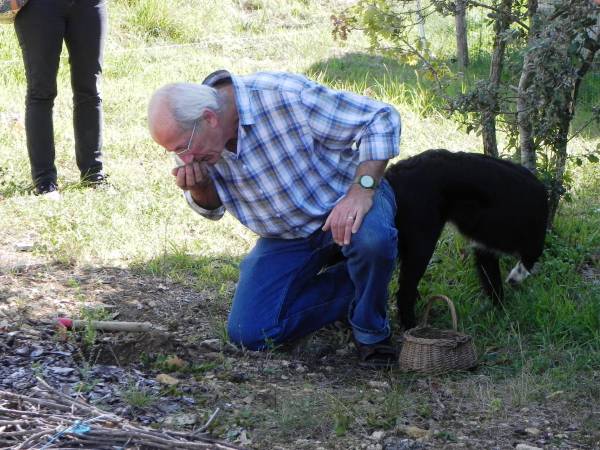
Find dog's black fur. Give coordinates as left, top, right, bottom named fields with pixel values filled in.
left=384, top=149, right=548, bottom=329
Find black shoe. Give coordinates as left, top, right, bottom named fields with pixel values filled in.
left=354, top=337, right=398, bottom=369
left=81, top=172, right=108, bottom=187
left=35, top=181, right=59, bottom=198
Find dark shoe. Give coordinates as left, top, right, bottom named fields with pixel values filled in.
left=81, top=172, right=108, bottom=187
left=35, top=181, right=60, bottom=200
left=355, top=337, right=398, bottom=369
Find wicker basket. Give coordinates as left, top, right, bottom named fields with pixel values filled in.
left=399, top=295, right=477, bottom=373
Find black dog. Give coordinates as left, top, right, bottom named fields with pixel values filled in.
left=384, top=149, right=548, bottom=329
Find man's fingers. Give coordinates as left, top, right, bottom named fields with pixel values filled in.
left=322, top=213, right=332, bottom=232
left=172, top=162, right=212, bottom=191
left=193, top=161, right=205, bottom=184
left=184, top=164, right=196, bottom=187
left=352, top=213, right=365, bottom=234
left=343, top=214, right=354, bottom=245
left=175, top=166, right=186, bottom=188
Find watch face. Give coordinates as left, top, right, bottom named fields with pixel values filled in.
left=360, top=175, right=375, bottom=189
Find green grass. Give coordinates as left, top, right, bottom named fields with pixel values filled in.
left=1, top=0, right=599, bottom=446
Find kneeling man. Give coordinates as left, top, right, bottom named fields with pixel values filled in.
left=148, top=69, right=401, bottom=367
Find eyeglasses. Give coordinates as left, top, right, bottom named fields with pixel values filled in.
left=172, top=119, right=198, bottom=157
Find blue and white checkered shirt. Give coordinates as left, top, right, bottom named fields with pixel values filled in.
left=185, top=70, right=401, bottom=239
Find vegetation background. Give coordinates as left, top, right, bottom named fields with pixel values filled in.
left=0, top=0, right=599, bottom=448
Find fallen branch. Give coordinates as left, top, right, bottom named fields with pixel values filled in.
left=0, top=378, right=245, bottom=450
left=57, top=318, right=160, bottom=332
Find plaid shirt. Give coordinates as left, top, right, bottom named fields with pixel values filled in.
left=187, top=70, right=401, bottom=239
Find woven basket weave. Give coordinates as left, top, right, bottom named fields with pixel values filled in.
left=399, top=295, right=477, bottom=373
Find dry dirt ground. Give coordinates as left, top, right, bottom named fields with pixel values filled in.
left=1, top=245, right=599, bottom=450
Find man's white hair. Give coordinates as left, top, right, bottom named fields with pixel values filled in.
left=149, top=82, right=222, bottom=131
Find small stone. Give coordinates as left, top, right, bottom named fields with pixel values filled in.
left=238, top=430, right=252, bottom=446
left=156, top=373, right=180, bottom=385
left=14, top=241, right=34, bottom=252
left=516, top=445, right=542, bottom=450
left=48, top=367, right=75, bottom=376
left=371, top=430, right=385, bottom=441
left=546, top=390, right=564, bottom=399
left=525, top=427, right=541, bottom=436
left=199, top=339, right=222, bottom=352
left=368, top=380, right=390, bottom=389
left=164, top=356, right=186, bottom=369
left=163, top=413, right=198, bottom=426
left=15, top=346, right=30, bottom=355
left=397, top=425, right=431, bottom=440
left=30, top=348, right=44, bottom=358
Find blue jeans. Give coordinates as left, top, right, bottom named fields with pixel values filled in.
left=228, top=179, right=398, bottom=350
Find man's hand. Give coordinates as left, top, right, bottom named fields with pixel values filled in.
left=322, top=185, right=375, bottom=246
left=171, top=161, right=211, bottom=192
left=171, top=161, right=222, bottom=210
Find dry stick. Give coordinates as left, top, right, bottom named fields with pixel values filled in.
left=0, top=390, right=74, bottom=412
left=100, top=427, right=222, bottom=448
left=14, top=429, right=54, bottom=450
left=0, top=407, right=60, bottom=418
left=0, top=430, right=44, bottom=438
left=29, top=378, right=243, bottom=450
left=68, top=320, right=158, bottom=332
left=72, top=432, right=212, bottom=450
left=35, top=378, right=118, bottom=419
left=4, top=379, right=241, bottom=450
left=195, top=406, right=221, bottom=434
left=78, top=435, right=173, bottom=449
left=0, top=419, right=30, bottom=426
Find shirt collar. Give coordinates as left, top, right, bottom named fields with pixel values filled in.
left=202, top=69, right=255, bottom=126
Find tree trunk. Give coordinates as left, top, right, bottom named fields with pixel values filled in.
left=455, top=0, right=469, bottom=70
left=547, top=25, right=600, bottom=228
left=415, top=0, right=427, bottom=51
left=546, top=121, right=568, bottom=229
left=517, top=0, right=540, bottom=171
left=517, top=56, right=536, bottom=172
left=480, top=0, right=513, bottom=158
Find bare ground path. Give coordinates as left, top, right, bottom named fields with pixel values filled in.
left=1, top=244, right=599, bottom=449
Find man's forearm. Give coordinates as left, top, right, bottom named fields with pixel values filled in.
left=189, top=183, right=223, bottom=210
left=353, top=160, right=389, bottom=186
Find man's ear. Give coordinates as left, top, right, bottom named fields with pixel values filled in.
left=202, top=109, right=219, bottom=128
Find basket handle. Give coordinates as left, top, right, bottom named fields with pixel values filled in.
left=421, top=295, right=458, bottom=331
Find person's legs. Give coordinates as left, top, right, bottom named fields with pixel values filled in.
left=228, top=179, right=398, bottom=351
left=64, top=0, right=107, bottom=180
left=228, top=232, right=353, bottom=350
left=14, top=0, right=67, bottom=188
left=343, top=179, right=398, bottom=345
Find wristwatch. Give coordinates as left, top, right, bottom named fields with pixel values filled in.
left=355, top=174, right=378, bottom=190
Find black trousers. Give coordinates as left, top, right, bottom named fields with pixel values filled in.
left=14, top=0, right=107, bottom=186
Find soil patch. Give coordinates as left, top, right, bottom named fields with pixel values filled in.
left=1, top=249, right=599, bottom=449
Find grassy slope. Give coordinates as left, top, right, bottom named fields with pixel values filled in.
left=0, top=0, right=599, bottom=439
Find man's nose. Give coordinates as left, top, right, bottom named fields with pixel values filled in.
left=180, top=153, right=195, bottom=164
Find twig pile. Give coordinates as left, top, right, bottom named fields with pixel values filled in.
left=0, top=378, right=242, bottom=450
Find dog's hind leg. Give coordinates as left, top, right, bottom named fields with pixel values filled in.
left=473, top=248, right=503, bottom=304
